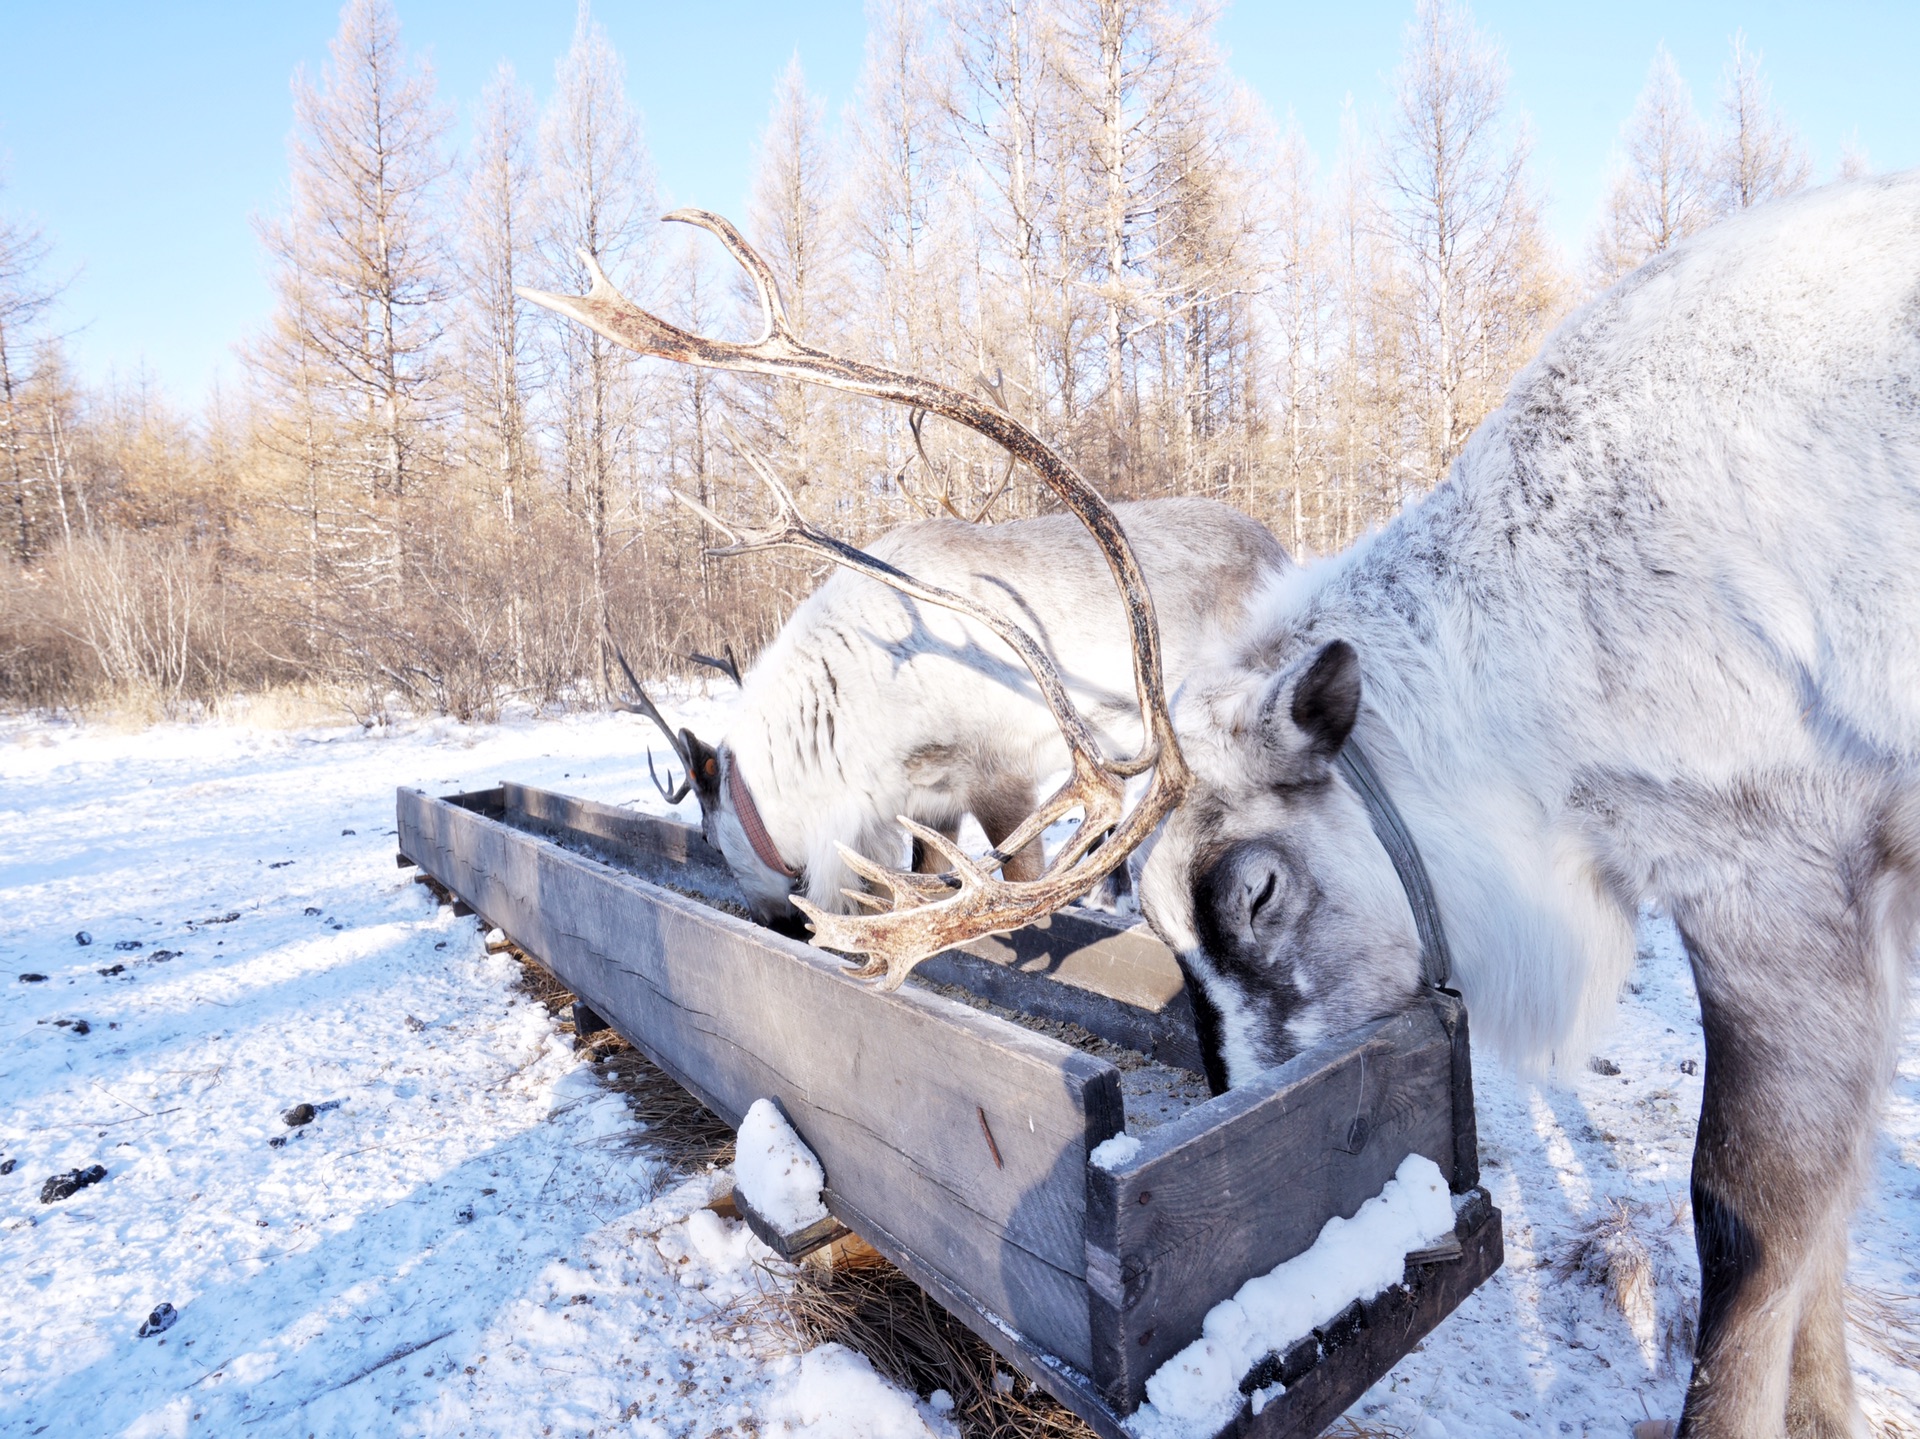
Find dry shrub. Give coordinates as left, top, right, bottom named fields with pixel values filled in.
left=0, top=550, right=95, bottom=709
left=212, top=682, right=351, bottom=730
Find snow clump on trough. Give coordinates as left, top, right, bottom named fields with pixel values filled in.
left=734, top=1097, right=831, bottom=1232
left=1127, top=1152, right=1456, bottom=1439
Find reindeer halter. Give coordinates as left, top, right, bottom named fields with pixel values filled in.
left=1335, top=738, right=1454, bottom=992
left=724, top=750, right=800, bottom=881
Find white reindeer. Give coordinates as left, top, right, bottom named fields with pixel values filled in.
left=634, top=497, right=1285, bottom=925
left=1132, top=175, right=1920, bottom=1437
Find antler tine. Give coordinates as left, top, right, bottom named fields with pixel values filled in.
left=688, top=647, right=743, bottom=686
left=660, top=209, right=795, bottom=347
left=603, top=638, right=695, bottom=803
left=646, top=749, right=692, bottom=806
left=520, top=214, right=1192, bottom=985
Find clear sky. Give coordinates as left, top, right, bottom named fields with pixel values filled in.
left=1, top=1, right=1914, bottom=407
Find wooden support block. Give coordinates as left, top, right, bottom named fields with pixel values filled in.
left=732, top=1184, right=851, bottom=1261
left=396, top=852, right=416, bottom=869
left=1223, top=1200, right=1504, bottom=1438
left=571, top=999, right=609, bottom=1046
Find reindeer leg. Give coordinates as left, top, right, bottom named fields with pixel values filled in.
left=972, top=778, right=1045, bottom=882
left=910, top=818, right=962, bottom=876
left=1670, top=861, right=1901, bottom=1439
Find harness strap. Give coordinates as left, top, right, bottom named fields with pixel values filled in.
left=1335, top=738, right=1453, bottom=991
left=725, top=752, right=800, bottom=880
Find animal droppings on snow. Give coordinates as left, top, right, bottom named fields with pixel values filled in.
left=136, top=1303, right=178, bottom=1338
left=1127, top=1153, right=1456, bottom=1439
left=733, top=1097, right=830, bottom=1232
left=1090, top=1132, right=1142, bottom=1170
left=39, top=1165, right=108, bottom=1204
left=281, top=1102, right=316, bottom=1127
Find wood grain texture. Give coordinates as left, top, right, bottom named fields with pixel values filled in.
left=397, top=787, right=1122, bottom=1369
left=500, top=783, right=740, bottom=896
left=1084, top=1002, right=1460, bottom=1409
left=922, top=914, right=1205, bottom=1074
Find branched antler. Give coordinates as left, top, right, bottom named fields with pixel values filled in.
left=603, top=639, right=693, bottom=804
left=519, top=212, right=1190, bottom=987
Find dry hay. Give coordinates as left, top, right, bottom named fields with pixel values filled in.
left=506, top=946, right=735, bottom=1172
left=1867, top=1410, right=1920, bottom=1439
left=1849, top=1283, right=1920, bottom=1374
left=1552, top=1196, right=1696, bottom=1369
left=732, top=1242, right=1099, bottom=1439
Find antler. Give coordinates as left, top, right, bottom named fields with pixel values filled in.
left=604, top=640, right=694, bottom=805
left=519, top=213, right=1191, bottom=987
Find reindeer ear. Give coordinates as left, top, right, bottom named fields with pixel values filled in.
left=1290, top=641, right=1360, bottom=758
left=1257, top=641, right=1361, bottom=780
left=684, top=731, right=723, bottom=811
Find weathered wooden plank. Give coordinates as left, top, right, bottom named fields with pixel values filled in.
left=499, top=782, right=740, bottom=896
left=1225, top=1201, right=1504, bottom=1439
left=491, top=785, right=1207, bottom=1073
left=398, top=786, right=1122, bottom=1370
left=1084, top=1002, right=1460, bottom=1410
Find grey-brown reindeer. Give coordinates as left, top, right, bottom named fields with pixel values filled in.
left=523, top=176, right=1920, bottom=1437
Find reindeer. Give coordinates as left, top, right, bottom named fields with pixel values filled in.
left=518, top=179, right=1920, bottom=1434
left=1126, top=175, right=1920, bottom=1437
left=622, top=492, right=1284, bottom=926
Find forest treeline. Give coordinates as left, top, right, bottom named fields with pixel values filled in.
left=0, top=0, right=1837, bottom=719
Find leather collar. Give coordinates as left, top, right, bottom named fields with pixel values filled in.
left=724, top=750, right=800, bottom=880
left=1335, top=737, right=1453, bottom=991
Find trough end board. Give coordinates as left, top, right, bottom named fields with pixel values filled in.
left=1085, top=1002, right=1458, bottom=1410
left=1220, top=1202, right=1505, bottom=1439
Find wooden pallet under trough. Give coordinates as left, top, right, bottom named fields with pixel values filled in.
left=396, top=781, right=1503, bottom=1439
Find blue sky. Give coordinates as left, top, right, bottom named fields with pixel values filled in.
left=1, top=1, right=1914, bottom=406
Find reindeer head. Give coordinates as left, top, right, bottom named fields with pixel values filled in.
left=1137, top=640, right=1428, bottom=1093
left=605, top=646, right=809, bottom=925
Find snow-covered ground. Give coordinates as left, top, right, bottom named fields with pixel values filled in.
left=2, top=704, right=1916, bottom=1438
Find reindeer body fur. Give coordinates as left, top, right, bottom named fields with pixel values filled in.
left=1138, top=174, right=1920, bottom=1437
left=708, top=498, right=1286, bottom=921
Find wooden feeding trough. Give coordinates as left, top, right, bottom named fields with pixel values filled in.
left=397, top=781, right=1503, bottom=1439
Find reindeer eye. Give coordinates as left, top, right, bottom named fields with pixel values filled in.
left=1247, top=871, right=1278, bottom=925
left=703, top=758, right=718, bottom=778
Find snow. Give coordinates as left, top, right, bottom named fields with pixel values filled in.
left=734, top=1098, right=830, bottom=1233
left=1128, top=1154, right=1456, bottom=1439
left=1089, top=1132, right=1142, bottom=1170
left=761, top=1344, right=958, bottom=1439
left=2, top=702, right=1916, bottom=1437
